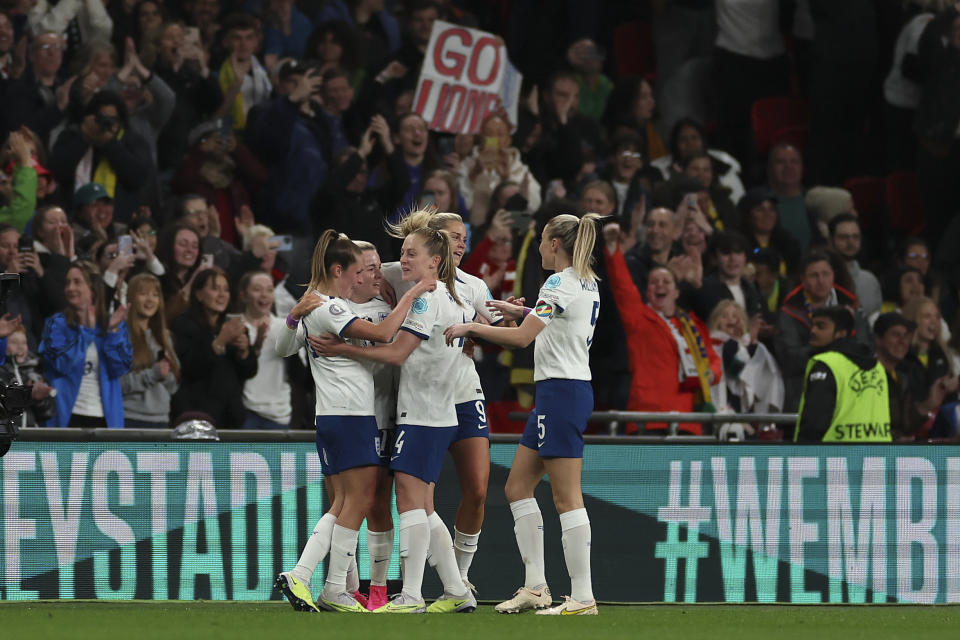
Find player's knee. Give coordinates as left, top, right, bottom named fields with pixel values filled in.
left=460, top=482, right=487, bottom=509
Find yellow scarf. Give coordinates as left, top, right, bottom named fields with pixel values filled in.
left=676, top=311, right=713, bottom=407
left=219, top=59, right=247, bottom=131
left=92, top=129, right=124, bottom=197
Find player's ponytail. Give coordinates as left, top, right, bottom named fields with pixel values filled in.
left=544, top=213, right=600, bottom=281
left=411, top=227, right=463, bottom=306
left=306, top=228, right=361, bottom=292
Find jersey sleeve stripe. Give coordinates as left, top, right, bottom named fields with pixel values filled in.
left=338, top=316, right=360, bottom=337
left=399, top=326, right=429, bottom=340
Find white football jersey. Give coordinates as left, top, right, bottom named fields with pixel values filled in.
left=396, top=282, right=474, bottom=427
left=301, top=295, right=374, bottom=416
left=347, top=296, right=399, bottom=430
left=383, top=263, right=497, bottom=403
left=532, top=267, right=599, bottom=382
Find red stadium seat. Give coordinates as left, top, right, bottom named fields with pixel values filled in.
left=750, top=97, right=808, bottom=154
left=486, top=400, right=528, bottom=434
left=843, top=176, right=885, bottom=234
left=770, top=123, right=809, bottom=152
left=884, top=170, right=925, bottom=235
left=613, top=21, right=656, bottom=79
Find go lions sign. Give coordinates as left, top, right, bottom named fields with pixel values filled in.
left=413, top=21, right=523, bottom=134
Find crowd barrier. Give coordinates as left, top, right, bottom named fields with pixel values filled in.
left=3, top=425, right=959, bottom=603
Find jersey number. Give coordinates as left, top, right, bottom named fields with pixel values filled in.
left=476, top=400, right=487, bottom=426
left=587, top=300, right=599, bottom=346
left=537, top=414, right=546, bottom=441
left=394, top=430, right=406, bottom=457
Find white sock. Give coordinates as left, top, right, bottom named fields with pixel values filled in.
left=398, top=509, right=429, bottom=601
left=560, top=508, right=594, bottom=603
left=291, top=512, right=336, bottom=584
left=510, top=498, right=546, bottom=589
left=322, top=524, right=359, bottom=598
left=346, top=551, right=359, bottom=593
left=453, top=528, right=480, bottom=583
left=368, top=529, right=393, bottom=587
left=428, top=511, right=467, bottom=597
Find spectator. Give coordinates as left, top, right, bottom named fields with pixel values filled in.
left=739, top=186, right=802, bottom=276
left=369, top=111, right=440, bottom=223
left=0, top=224, right=43, bottom=346
left=32, top=204, right=75, bottom=319
left=1, top=326, right=56, bottom=427
left=28, top=0, right=114, bottom=52
left=95, top=237, right=136, bottom=311
left=50, top=90, right=152, bottom=223
left=306, top=20, right=366, bottom=90
left=120, top=272, right=180, bottom=427
left=170, top=266, right=257, bottom=427
left=567, top=38, right=613, bottom=123
left=793, top=307, right=891, bottom=443
left=661, top=156, right=739, bottom=232
left=749, top=246, right=790, bottom=323
left=804, top=185, right=855, bottom=245
left=873, top=268, right=934, bottom=328
left=457, top=113, right=540, bottom=227
left=707, top=300, right=784, bottom=414
left=392, top=0, right=439, bottom=90
left=829, top=212, right=882, bottom=319
left=893, top=236, right=944, bottom=306
left=315, top=0, right=402, bottom=72
left=262, top=0, right=313, bottom=66
left=70, top=182, right=124, bottom=260
left=651, top=117, right=746, bottom=204
left=462, top=209, right=515, bottom=300
left=598, top=133, right=654, bottom=219
left=0, top=12, right=17, bottom=86
left=767, top=143, right=818, bottom=252
left=156, top=222, right=203, bottom=322
left=184, top=0, right=221, bottom=46
left=603, top=222, right=722, bottom=435
left=776, top=251, right=870, bottom=411
left=695, top=231, right=764, bottom=321
left=65, top=39, right=117, bottom=108
left=154, top=22, right=224, bottom=175
left=874, top=311, right=950, bottom=440
left=3, top=31, right=72, bottom=146
left=217, top=13, right=272, bottom=135
left=0, top=129, right=40, bottom=232
left=624, top=205, right=682, bottom=292
left=903, top=296, right=960, bottom=437
left=238, top=270, right=291, bottom=428
left=603, top=76, right=666, bottom=162
left=39, top=261, right=132, bottom=428
left=320, top=66, right=368, bottom=148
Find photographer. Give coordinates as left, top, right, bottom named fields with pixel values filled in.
left=0, top=224, right=43, bottom=347
left=50, top=90, right=152, bottom=223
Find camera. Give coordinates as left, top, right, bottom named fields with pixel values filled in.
left=0, top=272, right=29, bottom=458
left=95, top=113, right=117, bottom=132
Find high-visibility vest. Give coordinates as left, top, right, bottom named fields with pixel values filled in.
left=796, top=351, right=892, bottom=442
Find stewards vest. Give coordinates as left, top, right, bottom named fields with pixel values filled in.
left=799, top=352, right=892, bottom=442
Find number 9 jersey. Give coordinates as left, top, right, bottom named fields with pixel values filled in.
left=532, top=267, right=600, bottom=382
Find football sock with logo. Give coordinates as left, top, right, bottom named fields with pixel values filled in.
left=322, top=524, right=359, bottom=599
left=560, top=508, right=594, bottom=603
left=453, top=528, right=480, bottom=583
left=291, top=512, right=336, bottom=585
left=427, top=511, right=467, bottom=597
left=510, top=498, right=546, bottom=589
left=368, top=529, right=393, bottom=587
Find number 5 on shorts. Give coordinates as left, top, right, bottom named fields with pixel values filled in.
left=537, top=415, right=546, bottom=447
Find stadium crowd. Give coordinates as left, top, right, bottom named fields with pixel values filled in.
left=0, top=0, right=958, bottom=440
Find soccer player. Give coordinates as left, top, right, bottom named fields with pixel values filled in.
left=381, top=209, right=500, bottom=595
left=274, top=230, right=434, bottom=613
left=444, top=213, right=601, bottom=616
left=313, top=227, right=477, bottom=614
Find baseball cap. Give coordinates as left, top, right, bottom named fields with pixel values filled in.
left=874, top=312, right=916, bottom=337
left=74, top=182, right=111, bottom=205
left=187, top=120, right=222, bottom=148
left=4, top=156, right=52, bottom=177
left=737, top=186, right=778, bottom=217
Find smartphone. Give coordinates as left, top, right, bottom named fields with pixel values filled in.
left=437, top=135, right=455, bottom=156
left=218, top=116, right=233, bottom=139
left=226, top=313, right=243, bottom=322
left=483, top=136, right=499, bottom=151
left=118, top=234, right=133, bottom=256
left=182, top=26, right=202, bottom=58
left=17, top=235, right=33, bottom=253
left=421, top=191, right=436, bottom=207
left=509, top=210, right=534, bottom=231
left=685, top=193, right=698, bottom=209
left=201, top=253, right=214, bottom=268
left=270, top=235, right=294, bottom=252
left=503, top=193, right=529, bottom=212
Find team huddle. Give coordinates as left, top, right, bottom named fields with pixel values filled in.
left=272, top=208, right=601, bottom=616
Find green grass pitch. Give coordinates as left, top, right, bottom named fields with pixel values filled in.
left=3, top=601, right=960, bottom=639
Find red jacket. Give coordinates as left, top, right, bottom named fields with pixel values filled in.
left=604, top=246, right=722, bottom=434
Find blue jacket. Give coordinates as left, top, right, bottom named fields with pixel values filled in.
left=39, top=314, right=133, bottom=428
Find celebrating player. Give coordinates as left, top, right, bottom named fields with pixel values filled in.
left=274, top=230, right=434, bottom=613
left=444, top=213, right=601, bottom=616
left=381, top=209, right=500, bottom=594
left=313, top=226, right=477, bottom=614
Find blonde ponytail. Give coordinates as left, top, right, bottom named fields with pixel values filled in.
left=305, top=228, right=361, bottom=292
left=410, top=227, right=463, bottom=306
left=544, top=213, right=600, bottom=281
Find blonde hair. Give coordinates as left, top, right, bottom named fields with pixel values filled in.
left=127, top=273, right=181, bottom=381
left=306, top=229, right=362, bottom=292
left=387, top=206, right=464, bottom=239
left=406, top=227, right=462, bottom=306
left=902, top=296, right=952, bottom=355
left=708, top=299, right=748, bottom=337
left=353, top=240, right=377, bottom=252
left=241, top=223, right=275, bottom=251
left=544, top=213, right=600, bottom=281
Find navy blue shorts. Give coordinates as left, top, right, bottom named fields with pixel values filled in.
left=315, top=415, right=381, bottom=475
left=453, top=399, right=490, bottom=443
left=390, top=424, right=459, bottom=483
left=518, top=379, right=593, bottom=458
left=376, top=427, right=397, bottom=466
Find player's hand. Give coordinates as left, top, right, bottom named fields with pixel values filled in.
left=410, top=278, right=437, bottom=297
left=485, top=299, right=523, bottom=321
left=309, top=333, right=346, bottom=357
left=290, top=292, right=325, bottom=322
left=443, top=323, right=472, bottom=345
left=380, top=279, right=397, bottom=307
